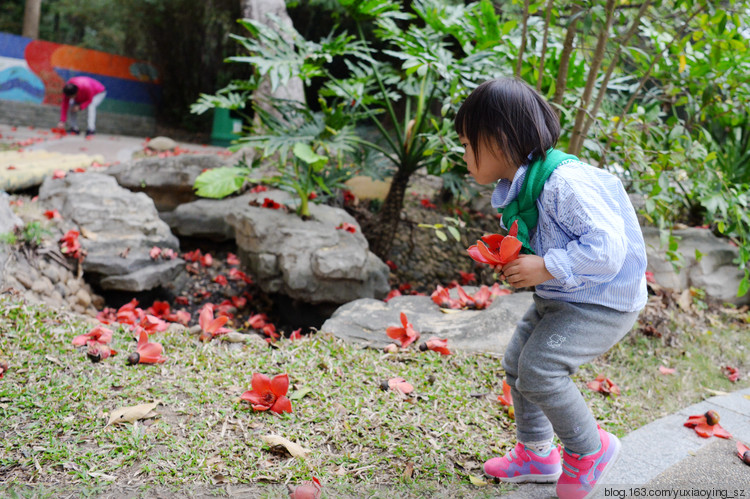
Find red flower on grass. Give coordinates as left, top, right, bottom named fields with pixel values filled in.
left=290, top=477, right=322, bottom=499
left=587, top=374, right=621, bottom=396
left=684, top=411, right=732, bottom=439
left=386, top=312, right=420, bottom=348
left=198, top=304, right=229, bottom=341
left=467, top=220, right=522, bottom=267
left=0, top=361, right=9, bottom=379
left=386, top=377, right=414, bottom=395
left=72, top=325, right=113, bottom=347
left=420, top=337, right=452, bottom=355
left=128, top=328, right=166, bottom=364
left=497, top=380, right=513, bottom=407
left=241, top=373, right=293, bottom=414
left=87, top=341, right=117, bottom=363
left=724, top=366, right=740, bottom=382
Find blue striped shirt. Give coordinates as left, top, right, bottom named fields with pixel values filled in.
left=491, top=159, right=648, bottom=313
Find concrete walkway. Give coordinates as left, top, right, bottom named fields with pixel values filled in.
left=506, top=387, right=750, bottom=498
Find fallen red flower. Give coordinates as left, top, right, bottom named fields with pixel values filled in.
left=420, top=198, right=437, bottom=209
left=0, top=361, right=8, bottom=379
left=342, top=190, right=355, bottom=205
left=60, top=230, right=82, bottom=259
left=386, top=312, right=420, bottom=348
left=658, top=365, right=676, bottom=375
left=175, top=296, right=190, bottom=306
left=240, top=373, right=293, bottom=413
left=72, top=325, right=113, bottom=346
left=262, top=197, right=282, bottom=209
left=467, top=220, right=522, bottom=267
left=140, top=314, right=168, bottom=334
left=182, top=249, right=202, bottom=262
left=214, top=275, right=228, bottom=286
left=165, top=309, right=191, bottom=325
left=431, top=285, right=460, bottom=308
left=230, top=295, right=247, bottom=309
left=422, top=337, right=452, bottom=355
left=289, top=328, right=303, bottom=340
left=336, top=222, right=357, bottom=233
left=96, top=307, right=117, bottom=324
left=384, top=289, right=402, bottom=302
left=458, top=271, right=476, bottom=285
left=87, top=341, right=117, bottom=363
left=44, top=209, right=61, bottom=220
left=737, top=441, right=750, bottom=465
left=149, top=246, right=162, bottom=259
left=116, top=298, right=143, bottom=325
left=246, top=313, right=268, bottom=329
left=228, top=267, right=253, bottom=284
left=227, top=253, right=240, bottom=266
left=385, top=260, right=397, bottom=271
left=497, top=379, right=513, bottom=407
left=262, top=323, right=280, bottom=340
left=200, top=252, right=213, bottom=267
left=587, top=374, right=621, bottom=396
left=52, top=170, right=66, bottom=179
left=724, top=366, right=740, bottom=382
left=684, top=412, right=732, bottom=439
left=128, top=328, right=166, bottom=364
left=290, top=477, right=322, bottom=499
left=387, top=377, right=414, bottom=395
left=146, top=300, right=171, bottom=318
left=198, top=304, right=229, bottom=341
left=250, top=185, right=268, bottom=193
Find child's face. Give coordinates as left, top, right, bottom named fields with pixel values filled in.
left=459, top=135, right=517, bottom=184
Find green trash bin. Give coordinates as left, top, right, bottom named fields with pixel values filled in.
left=210, top=108, right=243, bottom=147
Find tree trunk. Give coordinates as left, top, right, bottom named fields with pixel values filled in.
left=368, top=168, right=412, bottom=260
left=551, top=3, right=582, bottom=114
left=240, top=0, right=306, bottom=118
left=22, top=0, right=42, bottom=39
left=568, top=0, right=617, bottom=156
left=536, top=0, right=554, bottom=91
left=515, top=0, right=530, bottom=78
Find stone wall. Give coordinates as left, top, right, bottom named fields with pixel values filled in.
left=0, top=100, right=156, bottom=137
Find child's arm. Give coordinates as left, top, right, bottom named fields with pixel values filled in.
left=539, top=185, right=627, bottom=290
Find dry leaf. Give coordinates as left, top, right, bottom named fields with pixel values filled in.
left=440, top=308, right=462, bottom=314
left=45, top=355, right=63, bottom=366
left=222, top=332, right=248, bottom=343
left=677, top=289, right=692, bottom=310
left=469, top=475, right=487, bottom=486
left=106, top=401, right=160, bottom=427
left=260, top=435, right=310, bottom=459
left=79, top=227, right=98, bottom=240
left=402, top=462, right=415, bottom=479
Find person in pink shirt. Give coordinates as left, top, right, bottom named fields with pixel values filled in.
left=56, top=76, right=107, bottom=136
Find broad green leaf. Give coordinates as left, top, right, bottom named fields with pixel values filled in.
left=293, top=143, right=328, bottom=165
left=193, top=167, right=249, bottom=199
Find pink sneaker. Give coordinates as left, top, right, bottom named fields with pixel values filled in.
left=556, top=427, right=621, bottom=499
left=484, top=442, right=562, bottom=483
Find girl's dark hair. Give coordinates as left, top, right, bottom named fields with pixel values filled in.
left=63, top=83, right=78, bottom=96
left=454, top=77, right=560, bottom=168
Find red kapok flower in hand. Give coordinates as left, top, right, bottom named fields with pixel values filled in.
left=128, top=328, right=166, bottom=365
left=420, top=337, right=452, bottom=355
left=587, top=374, right=621, bottom=396
left=467, top=220, right=522, bottom=267
left=72, top=325, right=113, bottom=346
left=240, top=373, right=293, bottom=414
left=684, top=411, right=732, bottom=439
left=386, top=312, right=420, bottom=348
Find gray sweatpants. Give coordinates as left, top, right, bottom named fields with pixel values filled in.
left=68, top=91, right=106, bottom=132
left=502, top=294, right=640, bottom=454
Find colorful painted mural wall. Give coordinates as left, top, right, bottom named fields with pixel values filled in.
left=0, top=32, right=160, bottom=117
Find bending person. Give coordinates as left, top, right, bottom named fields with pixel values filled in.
left=57, top=76, right=107, bottom=136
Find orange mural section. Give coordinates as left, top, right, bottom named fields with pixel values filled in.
left=50, top=46, right=160, bottom=83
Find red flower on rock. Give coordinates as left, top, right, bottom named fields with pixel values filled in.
left=384, top=289, right=402, bottom=302
left=587, top=374, right=621, bottom=396
left=336, top=222, right=357, bottom=233
left=226, top=253, right=240, bottom=266
left=386, top=312, right=420, bottom=348
left=262, top=198, right=281, bottom=210
left=240, top=373, right=293, bottom=414
left=684, top=411, right=732, bottom=439
left=60, top=230, right=82, bottom=259
left=214, top=275, right=228, bottom=286
left=467, top=220, right=522, bottom=267
left=44, top=209, right=61, bottom=220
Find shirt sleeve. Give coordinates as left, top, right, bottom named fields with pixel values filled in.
left=542, top=178, right=627, bottom=291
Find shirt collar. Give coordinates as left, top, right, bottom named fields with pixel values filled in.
left=491, top=164, right=527, bottom=211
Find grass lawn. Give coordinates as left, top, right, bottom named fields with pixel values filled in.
left=0, top=294, right=748, bottom=498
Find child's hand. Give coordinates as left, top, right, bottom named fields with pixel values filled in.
left=499, top=255, right=553, bottom=288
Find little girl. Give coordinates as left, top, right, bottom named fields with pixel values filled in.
left=455, top=77, right=647, bottom=499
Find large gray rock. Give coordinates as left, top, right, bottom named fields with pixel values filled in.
left=37, top=172, right=183, bottom=292
left=227, top=189, right=389, bottom=305
left=161, top=194, right=254, bottom=241
left=643, top=227, right=749, bottom=305
left=105, top=154, right=225, bottom=212
left=321, top=290, right=534, bottom=354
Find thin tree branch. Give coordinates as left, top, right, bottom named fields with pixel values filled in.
left=536, top=0, right=555, bottom=91
left=515, top=0, right=531, bottom=78
left=551, top=3, right=583, bottom=114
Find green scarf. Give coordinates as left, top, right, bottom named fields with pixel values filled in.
left=499, top=148, right=578, bottom=255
